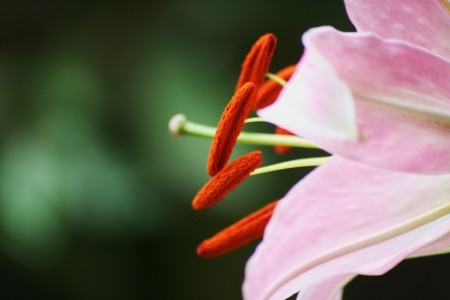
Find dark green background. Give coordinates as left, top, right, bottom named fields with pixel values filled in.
left=0, top=0, right=448, bottom=299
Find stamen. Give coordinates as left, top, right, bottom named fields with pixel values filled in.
left=265, top=72, right=288, bottom=86
left=244, top=117, right=266, bottom=124
left=168, top=114, right=318, bottom=149
left=207, top=82, right=256, bottom=176
left=193, top=151, right=263, bottom=210
left=197, top=200, right=278, bottom=258
left=274, top=127, right=294, bottom=154
left=236, top=33, right=277, bottom=94
left=251, top=156, right=330, bottom=176
left=254, top=65, right=296, bottom=109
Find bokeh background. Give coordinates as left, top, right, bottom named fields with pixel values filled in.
left=0, top=0, right=448, bottom=299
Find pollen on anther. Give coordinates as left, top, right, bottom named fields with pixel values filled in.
left=254, top=64, right=296, bottom=110
left=193, top=151, right=263, bottom=210
left=196, top=200, right=278, bottom=258
left=236, top=33, right=277, bottom=95
left=207, top=82, right=256, bottom=176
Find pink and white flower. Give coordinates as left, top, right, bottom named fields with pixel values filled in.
left=245, top=1, right=450, bottom=299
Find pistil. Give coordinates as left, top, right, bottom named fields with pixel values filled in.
left=169, top=114, right=318, bottom=149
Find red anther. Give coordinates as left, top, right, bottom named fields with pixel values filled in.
left=197, top=200, right=278, bottom=258
left=236, top=33, right=277, bottom=94
left=254, top=64, right=296, bottom=110
left=207, top=82, right=256, bottom=176
left=193, top=151, right=263, bottom=210
left=274, top=127, right=294, bottom=154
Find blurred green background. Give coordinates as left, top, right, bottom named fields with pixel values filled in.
left=0, top=0, right=448, bottom=299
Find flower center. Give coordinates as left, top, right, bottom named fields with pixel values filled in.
left=169, top=33, right=329, bottom=258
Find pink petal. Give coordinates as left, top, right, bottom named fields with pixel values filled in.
left=412, top=232, right=450, bottom=256
left=260, top=45, right=358, bottom=140
left=296, top=232, right=450, bottom=300
left=258, top=27, right=450, bottom=174
left=243, top=157, right=450, bottom=300
left=344, top=0, right=450, bottom=59
left=297, top=233, right=450, bottom=300
left=296, top=275, right=350, bottom=300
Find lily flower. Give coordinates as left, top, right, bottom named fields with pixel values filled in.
left=245, top=0, right=450, bottom=299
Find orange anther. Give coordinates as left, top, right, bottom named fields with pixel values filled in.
left=236, top=33, right=277, bottom=95
left=207, top=82, right=256, bottom=176
left=254, top=64, right=296, bottom=110
left=193, top=151, right=263, bottom=210
left=197, top=200, right=278, bottom=258
left=274, top=127, right=294, bottom=154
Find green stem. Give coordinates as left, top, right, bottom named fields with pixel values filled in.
left=169, top=114, right=318, bottom=149
left=266, top=72, right=287, bottom=86
left=251, top=157, right=330, bottom=175
left=244, top=117, right=267, bottom=123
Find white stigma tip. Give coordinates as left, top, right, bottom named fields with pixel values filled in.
left=169, top=114, right=187, bottom=138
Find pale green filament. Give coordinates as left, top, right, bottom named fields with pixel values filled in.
left=244, top=117, right=267, bottom=124
left=251, top=157, right=330, bottom=176
left=169, top=114, right=318, bottom=149
left=266, top=72, right=287, bottom=86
